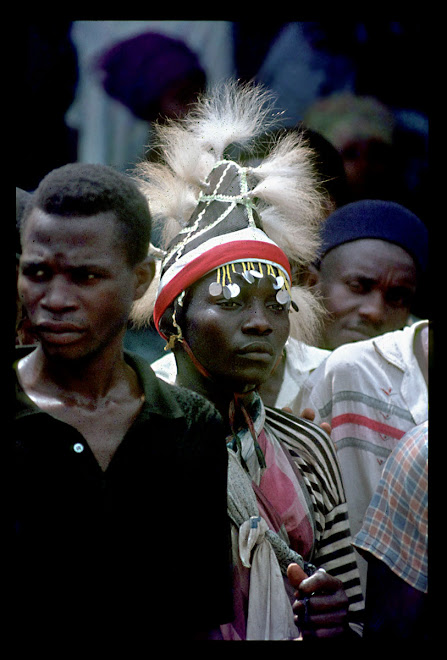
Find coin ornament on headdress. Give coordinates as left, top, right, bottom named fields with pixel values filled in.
left=208, top=259, right=297, bottom=311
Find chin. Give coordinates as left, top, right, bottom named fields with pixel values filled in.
left=41, top=340, right=97, bottom=363
left=226, top=372, right=269, bottom=393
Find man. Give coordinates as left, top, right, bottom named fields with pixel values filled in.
left=14, top=163, right=232, bottom=645
left=353, top=421, right=428, bottom=641
left=295, top=319, right=428, bottom=594
left=304, top=199, right=428, bottom=350
left=131, top=80, right=364, bottom=640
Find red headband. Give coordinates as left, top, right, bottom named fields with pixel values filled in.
left=153, top=238, right=292, bottom=338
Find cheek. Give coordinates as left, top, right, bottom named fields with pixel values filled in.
left=88, top=283, right=135, bottom=329
left=321, top=281, right=356, bottom=315
left=17, top=278, right=30, bottom=304
left=105, top=290, right=134, bottom=322
left=384, top=307, right=410, bottom=327
left=17, top=280, right=42, bottom=314
left=275, top=316, right=290, bottom=349
left=185, top=311, right=230, bottom=353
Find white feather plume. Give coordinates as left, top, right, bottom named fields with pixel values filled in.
left=131, top=80, right=327, bottom=338
left=183, top=80, right=280, bottom=160
left=133, top=81, right=289, bottom=239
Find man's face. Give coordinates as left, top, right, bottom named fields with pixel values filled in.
left=314, top=238, right=417, bottom=350
left=182, top=267, right=290, bottom=392
left=18, top=209, right=145, bottom=361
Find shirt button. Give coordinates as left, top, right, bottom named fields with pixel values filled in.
left=73, top=443, right=84, bottom=454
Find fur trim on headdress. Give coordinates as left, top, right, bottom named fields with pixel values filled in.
left=130, top=80, right=326, bottom=343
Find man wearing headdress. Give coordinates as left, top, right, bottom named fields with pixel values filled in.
left=131, top=81, right=364, bottom=640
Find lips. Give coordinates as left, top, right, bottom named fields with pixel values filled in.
left=237, top=342, right=274, bottom=360
left=36, top=321, right=86, bottom=343
left=344, top=326, right=376, bottom=341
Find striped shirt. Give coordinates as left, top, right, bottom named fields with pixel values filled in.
left=264, top=406, right=364, bottom=615
left=353, top=421, right=428, bottom=593
left=295, top=320, right=428, bottom=593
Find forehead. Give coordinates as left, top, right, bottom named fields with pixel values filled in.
left=21, top=208, right=125, bottom=262
left=323, top=239, right=417, bottom=280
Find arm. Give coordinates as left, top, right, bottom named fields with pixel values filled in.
left=266, top=408, right=365, bottom=631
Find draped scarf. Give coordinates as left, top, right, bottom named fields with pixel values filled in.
left=226, top=391, right=315, bottom=640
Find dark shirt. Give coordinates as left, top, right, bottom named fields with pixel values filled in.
left=14, top=349, right=232, bottom=642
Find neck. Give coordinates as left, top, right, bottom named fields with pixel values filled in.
left=19, top=338, right=131, bottom=402
left=258, top=351, right=286, bottom=406
left=175, top=357, right=230, bottom=420
left=174, top=347, right=256, bottom=422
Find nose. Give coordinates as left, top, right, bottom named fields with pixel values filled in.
left=41, top=275, right=77, bottom=312
left=241, top=301, right=273, bottom=336
left=358, top=290, right=387, bottom=325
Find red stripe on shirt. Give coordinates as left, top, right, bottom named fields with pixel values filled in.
left=331, top=413, right=406, bottom=440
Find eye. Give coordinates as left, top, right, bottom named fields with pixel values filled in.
left=267, top=300, right=286, bottom=312
left=21, top=264, right=50, bottom=281
left=71, top=268, right=102, bottom=284
left=215, top=299, right=241, bottom=309
left=386, top=287, right=414, bottom=308
left=346, top=278, right=372, bottom=294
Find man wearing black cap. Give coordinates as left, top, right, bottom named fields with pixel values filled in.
left=295, top=317, right=428, bottom=596
left=304, top=199, right=428, bottom=350
left=296, top=199, right=429, bottom=598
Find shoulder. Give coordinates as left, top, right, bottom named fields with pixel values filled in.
left=169, top=381, right=223, bottom=424
left=285, top=338, right=330, bottom=371
left=265, top=405, right=334, bottom=447
left=382, top=421, right=428, bottom=491
left=325, top=339, right=378, bottom=373
left=126, top=350, right=222, bottom=426
left=372, top=320, right=428, bottom=369
left=374, top=319, right=428, bottom=353
left=264, top=406, right=344, bottom=493
left=301, top=338, right=388, bottom=399
left=296, top=343, right=368, bottom=398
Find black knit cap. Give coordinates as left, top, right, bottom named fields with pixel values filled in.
left=319, top=199, right=428, bottom=273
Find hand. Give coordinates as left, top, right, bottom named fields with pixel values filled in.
left=300, top=407, right=332, bottom=436
left=287, top=564, right=349, bottom=639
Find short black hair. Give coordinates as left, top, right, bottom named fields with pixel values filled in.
left=20, top=163, right=152, bottom=266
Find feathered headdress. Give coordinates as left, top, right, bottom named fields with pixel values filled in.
left=131, top=80, right=327, bottom=346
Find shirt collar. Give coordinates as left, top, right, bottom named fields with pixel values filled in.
left=124, top=351, right=186, bottom=419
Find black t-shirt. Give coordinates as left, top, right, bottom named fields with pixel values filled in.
left=14, top=350, right=232, bottom=642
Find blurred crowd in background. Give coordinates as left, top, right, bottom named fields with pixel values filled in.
left=16, top=20, right=429, bottom=361
left=17, top=20, right=428, bottom=222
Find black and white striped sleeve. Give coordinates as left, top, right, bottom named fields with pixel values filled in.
left=265, top=407, right=364, bottom=618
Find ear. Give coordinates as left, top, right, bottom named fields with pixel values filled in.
left=133, top=256, right=156, bottom=301
left=302, top=263, right=321, bottom=289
